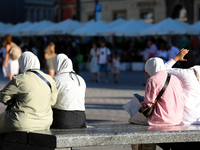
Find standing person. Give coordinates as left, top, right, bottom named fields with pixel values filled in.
left=146, top=38, right=158, bottom=61
left=157, top=43, right=168, bottom=63
left=2, top=34, right=21, bottom=81
left=143, top=38, right=158, bottom=85
left=44, top=42, right=57, bottom=77
left=97, top=41, right=111, bottom=83
left=51, top=54, right=86, bottom=129
left=166, top=43, right=180, bottom=60
left=0, top=46, right=6, bottom=66
left=111, top=52, right=120, bottom=84
left=87, top=43, right=99, bottom=82
left=0, top=52, right=58, bottom=133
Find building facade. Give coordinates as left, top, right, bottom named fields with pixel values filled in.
left=24, top=0, right=56, bottom=22
left=61, top=0, right=200, bottom=24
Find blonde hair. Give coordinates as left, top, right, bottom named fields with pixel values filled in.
left=2, top=34, right=12, bottom=47
left=44, top=42, right=55, bottom=53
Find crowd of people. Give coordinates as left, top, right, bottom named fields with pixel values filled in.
left=0, top=33, right=200, bottom=150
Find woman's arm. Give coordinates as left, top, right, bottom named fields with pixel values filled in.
left=44, top=53, right=52, bottom=60
left=0, top=78, right=19, bottom=105
left=3, top=44, right=11, bottom=68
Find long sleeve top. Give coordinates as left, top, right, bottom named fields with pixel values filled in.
left=165, top=59, right=200, bottom=125
left=142, top=70, right=185, bottom=126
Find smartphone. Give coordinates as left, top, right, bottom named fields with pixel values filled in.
left=134, top=94, right=144, bottom=101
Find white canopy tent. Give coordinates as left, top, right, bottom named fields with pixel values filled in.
left=140, top=18, right=188, bottom=36
left=137, top=19, right=152, bottom=28
left=17, top=20, right=55, bottom=36
left=187, top=20, right=200, bottom=35
left=107, top=18, right=126, bottom=28
left=43, top=19, right=82, bottom=35
left=109, top=19, right=147, bottom=36
left=2, top=21, right=32, bottom=36
left=174, top=19, right=191, bottom=29
left=0, top=22, right=13, bottom=36
left=72, top=20, right=109, bottom=36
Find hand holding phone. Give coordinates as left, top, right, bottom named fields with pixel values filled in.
left=134, top=94, right=144, bottom=103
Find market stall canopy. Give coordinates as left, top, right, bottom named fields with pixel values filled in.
left=187, top=20, right=200, bottom=35
left=137, top=19, right=152, bottom=28
left=0, top=22, right=14, bottom=36
left=44, top=19, right=82, bottom=35
left=17, top=20, right=55, bottom=36
left=140, top=18, right=188, bottom=36
left=108, top=18, right=127, bottom=28
left=3, top=21, right=32, bottom=36
left=109, top=19, right=146, bottom=36
left=72, top=20, right=109, bottom=36
left=174, top=19, right=191, bottom=29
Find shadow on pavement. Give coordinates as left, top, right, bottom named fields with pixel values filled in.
left=86, top=103, right=124, bottom=110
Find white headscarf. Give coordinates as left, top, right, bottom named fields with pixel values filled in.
left=53, top=54, right=73, bottom=75
left=18, top=52, right=40, bottom=73
left=145, top=57, right=165, bottom=77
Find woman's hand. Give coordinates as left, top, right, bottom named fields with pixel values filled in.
left=173, top=48, right=189, bottom=62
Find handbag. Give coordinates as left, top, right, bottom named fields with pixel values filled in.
left=138, top=73, right=171, bottom=118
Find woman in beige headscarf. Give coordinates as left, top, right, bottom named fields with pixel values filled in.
left=0, top=52, right=57, bottom=133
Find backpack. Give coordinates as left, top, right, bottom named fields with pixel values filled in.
left=10, top=45, right=22, bottom=60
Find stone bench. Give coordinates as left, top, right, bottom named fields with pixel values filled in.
left=1, top=123, right=200, bottom=150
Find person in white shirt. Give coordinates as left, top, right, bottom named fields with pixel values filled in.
left=165, top=49, right=200, bottom=125
left=157, top=44, right=168, bottom=63
left=97, top=41, right=111, bottom=83
left=51, top=54, right=86, bottom=129
left=111, top=52, right=120, bottom=83
left=166, top=44, right=180, bottom=60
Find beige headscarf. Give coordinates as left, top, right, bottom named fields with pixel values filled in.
left=145, top=57, right=165, bottom=77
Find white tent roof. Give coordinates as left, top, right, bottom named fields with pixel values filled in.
left=187, top=20, right=200, bottom=35
left=109, top=19, right=146, bottom=36
left=72, top=20, right=109, bottom=36
left=108, top=18, right=126, bottom=28
left=137, top=19, right=152, bottom=28
left=3, top=21, right=32, bottom=36
left=17, top=20, right=55, bottom=36
left=174, top=19, right=190, bottom=29
left=140, top=18, right=187, bottom=36
left=44, top=19, right=82, bottom=35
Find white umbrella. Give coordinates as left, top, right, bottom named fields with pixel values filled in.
left=109, top=19, right=146, bottom=36
left=187, top=20, right=200, bottom=35
left=17, top=20, right=55, bottom=36
left=44, top=19, right=82, bottom=35
left=140, top=18, right=187, bottom=36
left=3, top=21, right=32, bottom=36
left=72, top=20, right=109, bottom=36
left=108, top=18, right=126, bottom=28
left=174, top=19, right=190, bottom=29
left=137, top=19, right=152, bottom=28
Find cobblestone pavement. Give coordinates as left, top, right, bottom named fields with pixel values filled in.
left=0, top=70, right=162, bottom=150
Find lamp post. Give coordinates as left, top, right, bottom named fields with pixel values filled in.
left=76, top=0, right=80, bottom=21
left=95, top=0, right=99, bottom=21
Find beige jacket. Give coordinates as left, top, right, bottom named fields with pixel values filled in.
left=0, top=52, right=57, bottom=132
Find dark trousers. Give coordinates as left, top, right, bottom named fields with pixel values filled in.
left=50, top=108, right=86, bottom=129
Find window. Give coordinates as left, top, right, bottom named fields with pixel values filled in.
left=36, top=9, right=40, bottom=21
left=113, top=10, right=126, bottom=20
left=140, top=10, right=154, bottom=23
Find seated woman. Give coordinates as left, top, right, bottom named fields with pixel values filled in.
left=165, top=49, right=200, bottom=125
left=132, top=57, right=185, bottom=150
left=0, top=52, right=58, bottom=133
left=51, top=54, right=86, bottom=129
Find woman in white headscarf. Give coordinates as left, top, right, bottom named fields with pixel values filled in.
left=0, top=52, right=57, bottom=133
left=132, top=57, right=185, bottom=150
left=51, top=54, right=86, bottom=129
